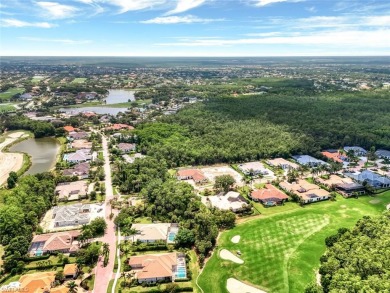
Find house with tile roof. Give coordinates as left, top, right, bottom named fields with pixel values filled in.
left=238, top=161, right=271, bottom=176
left=68, top=131, right=89, bottom=140
left=177, top=169, right=207, bottom=184
left=18, top=272, right=67, bottom=293
left=292, top=155, right=327, bottom=167
left=267, top=158, right=299, bottom=170
left=64, top=125, right=75, bottom=132
left=117, top=142, right=136, bottom=153
left=55, top=180, right=88, bottom=201
left=279, top=179, right=330, bottom=204
left=63, top=162, right=90, bottom=179
left=344, top=170, right=390, bottom=188
left=28, top=230, right=80, bottom=256
left=63, top=263, right=78, bottom=279
left=250, top=184, right=289, bottom=206
left=201, top=191, right=248, bottom=212
left=70, top=139, right=92, bottom=150
left=129, top=252, right=186, bottom=284
left=52, top=204, right=92, bottom=228
left=64, top=149, right=93, bottom=163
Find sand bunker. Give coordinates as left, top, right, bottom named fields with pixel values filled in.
left=220, top=249, right=244, bottom=264
left=227, top=278, right=267, bottom=293
left=0, top=132, right=26, bottom=186
left=231, top=235, right=241, bottom=243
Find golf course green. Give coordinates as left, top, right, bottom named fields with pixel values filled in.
left=198, top=191, right=390, bottom=293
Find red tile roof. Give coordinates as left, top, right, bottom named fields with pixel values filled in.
left=64, top=125, right=75, bottom=132
left=177, top=169, right=206, bottom=182
left=251, top=184, right=289, bottom=201
left=321, top=151, right=343, bottom=163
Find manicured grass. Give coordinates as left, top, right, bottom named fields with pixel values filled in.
left=198, top=191, right=390, bottom=293
left=119, top=281, right=193, bottom=293
left=25, top=255, right=77, bottom=268
left=72, top=78, right=87, bottom=83
left=0, top=104, right=15, bottom=112
left=0, top=88, right=24, bottom=102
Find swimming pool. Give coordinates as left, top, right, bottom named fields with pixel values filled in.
left=176, top=267, right=187, bottom=279
left=168, top=232, right=176, bottom=242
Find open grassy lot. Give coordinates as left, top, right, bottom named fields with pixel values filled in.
left=198, top=191, right=390, bottom=293
left=72, top=77, right=87, bottom=83
left=0, top=88, right=24, bottom=102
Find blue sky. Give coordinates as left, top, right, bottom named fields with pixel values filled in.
left=0, top=0, right=389, bottom=56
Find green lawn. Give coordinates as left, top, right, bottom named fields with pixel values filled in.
left=198, top=191, right=390, bottom=293
left=72, top=78, right=87, bottom=83
left=0, top=104, right=15, bottom=112
left=0, top=88, right=24, bottom=102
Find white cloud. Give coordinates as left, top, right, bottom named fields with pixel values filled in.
left=156, top=29, right=390, bottom=48
left=252, top=0, right=304, bottom=7
left=166, top=0, right=206, bottom=15
left=141, top=15, right=223, bottom=24
left=1, top=18, right=56, bottom=28
left=36, top=1, right=78, bottom=19
left=104, top=0, right=167, bottom=13
left=19, top=37, right=92, bottom=44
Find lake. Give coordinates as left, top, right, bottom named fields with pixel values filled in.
left=9, top=137, right=60, bottom=175
left=105, top=89, right=135, bottom=104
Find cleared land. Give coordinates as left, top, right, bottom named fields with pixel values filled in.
left=0, top=131, right=28, bottom=186
left=198, top=191, right=390, bottom=293
left=0, top=88, right=24, bottom=102
left=72, top=77, right=87, bottom=83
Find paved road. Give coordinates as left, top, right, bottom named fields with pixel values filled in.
left=93, top=134, right=118, bottom=293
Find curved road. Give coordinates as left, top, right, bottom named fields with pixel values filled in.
left=93, top=134, right=118, bottom=293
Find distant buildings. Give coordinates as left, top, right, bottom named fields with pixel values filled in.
left=344, top=170, right=390, bottom=189
left=279, top=179, right=330, bottom=204
left=177, top=169, right=207, bottom=184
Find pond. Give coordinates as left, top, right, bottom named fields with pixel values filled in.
left=9, top=137, right=60, bottom=175
left=105, top=89, right=135, bottom=104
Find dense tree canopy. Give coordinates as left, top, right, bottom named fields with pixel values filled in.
left=135, top=91, right=390, bottom=167
left=319, top=212, right=390, bottom=292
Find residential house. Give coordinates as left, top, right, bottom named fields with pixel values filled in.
left=177, top=169, right=207, bottom=184
left=279, top=179, right=330, bottom=204
left=376, top=149, right=390, bottom=160
left=344, top=146, right=367, bottom=156
left=64, top=149, right=94, bottom=163
left=20, top=93, right=33, bottom=101
left=62, top=162, right=90, bottom=179
left=344, top=170, right=390, bottom=188
left=68, top=131, right=89, bottom=140
left=70, top=139, right=92, bottom=150
left=55, top=180, right=88, bottom=201
left=292, top=155, right=327, bottom=167
left=129, top=252, right=187, bottom=283
left=105, top=123, right=134, bottom=131
left=63, top=125, right=75, bottom=132
left=316, top=174, right=353, bottom=188
left=63, top=264, right=78, bottom=279
left=336, top=182, right=366, bottom=197
left=52, top=204, right=92, bottom=227
left=321, top=151, right=346, bottom=163
left=123, top=223, right=179, bottom=244
left=267, top=158, right=299, bottom=170
left=202, top=191, right=248, bottom=212
left=28, top=230, right=80, bottom=256
left=18, top=272, right=69, bottom=293
left=117, top=142, right=136, bottom=153
left=123, top=153, right=145, bottom=164
left=250, top=184, right=289, bottom=206
left=238, top=161, right=270, bottom=176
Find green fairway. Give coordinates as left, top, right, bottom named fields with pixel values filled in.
left=0, top=88, right=24, bottom=102
left=198, top=192, right=390, bottom=293
left=71, top=77, right=87, bottom=83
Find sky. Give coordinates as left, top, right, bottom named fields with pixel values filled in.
left=0, top=0, right=389, bottom=56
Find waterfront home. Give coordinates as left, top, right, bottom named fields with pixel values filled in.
left=63, top=162, right=90, bottom=179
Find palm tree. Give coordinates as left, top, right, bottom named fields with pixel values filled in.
left=102, top=243, right=110, bottom=258
left=66, top=281, right=77, bottom=293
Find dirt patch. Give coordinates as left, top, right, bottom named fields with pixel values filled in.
left=227, top=278, right=267, bottom=293
left=220, top=249, right=244, bottom=264
left=231, top=235, right=241, bottom=244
